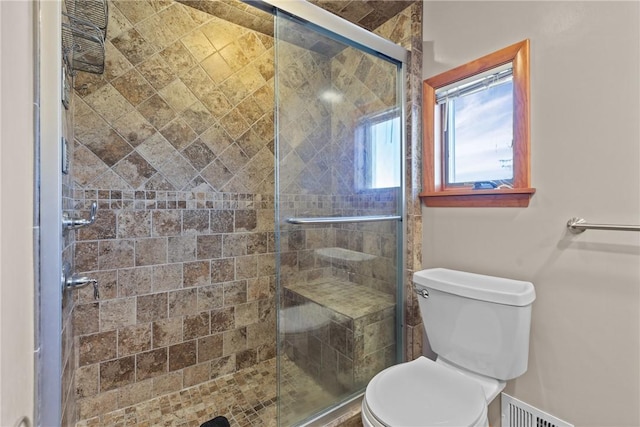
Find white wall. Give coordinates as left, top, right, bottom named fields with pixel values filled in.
left=422, top=2, right=640, bottom=426
left=0, top=0, right=35, bottom=425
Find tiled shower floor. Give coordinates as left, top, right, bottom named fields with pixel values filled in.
left=76, top=355, right=339, bottom=427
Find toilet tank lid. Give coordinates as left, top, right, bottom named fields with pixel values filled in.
left=413, top=268, right=535, bottom=306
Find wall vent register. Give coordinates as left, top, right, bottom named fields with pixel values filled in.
left=502, top=393, right=573, bottom=427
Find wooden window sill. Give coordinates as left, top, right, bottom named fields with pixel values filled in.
left=420, top=188, right=536, bottom=207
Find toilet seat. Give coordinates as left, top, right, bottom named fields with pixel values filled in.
left=363, top=356, right=487, bottom=427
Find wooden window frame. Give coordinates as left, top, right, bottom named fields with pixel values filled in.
left=420, top=40, right=535, bottom=207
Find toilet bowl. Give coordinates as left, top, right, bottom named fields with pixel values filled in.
left=361, top=357, right=490, bottom=427
left=361, top=268, right=536, bottom=427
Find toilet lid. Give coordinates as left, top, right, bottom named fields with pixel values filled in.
left=365, top=356, right=486, bottom=426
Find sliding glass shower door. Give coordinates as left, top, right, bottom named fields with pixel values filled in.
left=274, top=10, right=404, bottom=426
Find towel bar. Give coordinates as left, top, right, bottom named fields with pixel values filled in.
left=566, top=217, right=640, bottom=233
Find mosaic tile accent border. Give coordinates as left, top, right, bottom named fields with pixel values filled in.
left=75, top=189, right=275, bottom=211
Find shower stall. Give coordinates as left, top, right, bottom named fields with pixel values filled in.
left=37, top=1, right=410, bottom=426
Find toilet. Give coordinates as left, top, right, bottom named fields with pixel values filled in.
left=362, top=268, right=535, bottom=427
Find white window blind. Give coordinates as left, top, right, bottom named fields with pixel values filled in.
left=435, top=63, right=513, bottom=105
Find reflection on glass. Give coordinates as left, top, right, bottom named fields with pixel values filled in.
left=357, top=109, right=401, bottom=190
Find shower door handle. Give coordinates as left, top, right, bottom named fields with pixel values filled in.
left=286, top=215, right=401, bottom=225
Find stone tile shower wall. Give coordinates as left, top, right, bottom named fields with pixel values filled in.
left=71, top=1, right=277, bottom=421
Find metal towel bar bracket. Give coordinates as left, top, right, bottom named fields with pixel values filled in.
left=566, top=217, right=640, bottom=234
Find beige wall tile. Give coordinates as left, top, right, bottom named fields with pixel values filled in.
left=223, top=280, right=247, bottom=305
left=197, top=284, right=224, bottom=312
left=135, top=237, right=168, bottom=266
left=136, top=347, right=168, bottom=380
left=118, top=323, right=152, bottom=357
left=84, top=83, right=135, bottom=123
left=152, top=263, right=182, bottom=292
left=152, top=371, right=183, bottom=396
left=235, top=301, right=258, bottom=328
left=111, top=28, right=157, bottom=66
left=73, top=302, right=99, bottom=337
left=152, top=210, right=182, bottom=236
left=77, top=390, right=118, bottom=420
left=168, top=236, right=196, bottom=262
left=210, top=306, right=235, bottom=333
left=136, top=54, right=176, bottom=90
left=210, top=354, right=236, bottom=379
left=183, top=210, right=209, bottom=234
left=180, top=102, right=215, bottom=134
left=183, top=261, right=210, bottom=288
left=222, top=327, right=247, bottom=357
left=197, top=333, right=223, bottom=363
left=111, top=68, right=155, bottom=106
left=116, top=379, right=153, bottom=408
left=98, top=240, right=134, bottom=270
left=159, top=79, right=199, bottom=113
left=79, top=331, right=118, bottom=366
left=112, top=1, right=157, bottom=25
left=100, top=298, right=136, bottom=331
left=196, top=234, right=222, bottom=259
left=168, top=341, right=197, bottom=371
left=184, top=312, right=210, bottom=340
left=118, top=267, right=151, bottom=297
left=182, top=362, right=210, bottom=387
left=180, top=30, right=216, bottom=62
left=136, top=292, right=168, bottom=323
left=100, top=356, right=135, bottom=391
left=159, top=41, right=198, bottom=76
left=168, top=288, right=197, bottom=317
left=113, top=111, right=156, bottom=147
left=75, top=364, right=99, bottom=399
left=152, top=316, right=183, bottom=348
left=137, top=94, right=176, bottom=130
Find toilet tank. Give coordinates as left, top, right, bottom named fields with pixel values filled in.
left=413, top=268, right=535, bottom=381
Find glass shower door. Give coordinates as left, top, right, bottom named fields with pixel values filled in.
left=274, top=10, right=404, bottom=426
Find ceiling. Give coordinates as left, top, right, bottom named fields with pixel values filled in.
left=309, top=0, right=415, bottom=32
left=178, top=0, right=415, bottom=35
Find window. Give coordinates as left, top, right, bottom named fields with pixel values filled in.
left=421, top=40, right=535, bottom=207
left=356, top=108, right=401, bottom=190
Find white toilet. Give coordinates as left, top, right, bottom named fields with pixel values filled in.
left=362, top=268, right=536, bottom=427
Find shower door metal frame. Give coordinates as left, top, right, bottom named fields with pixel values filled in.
left=249, top=0, right=409, bottom=424
left=36, top=1, right=64, bottom=425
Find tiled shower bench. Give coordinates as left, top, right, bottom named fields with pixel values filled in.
left=282, top=272, right=396, bottom=394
